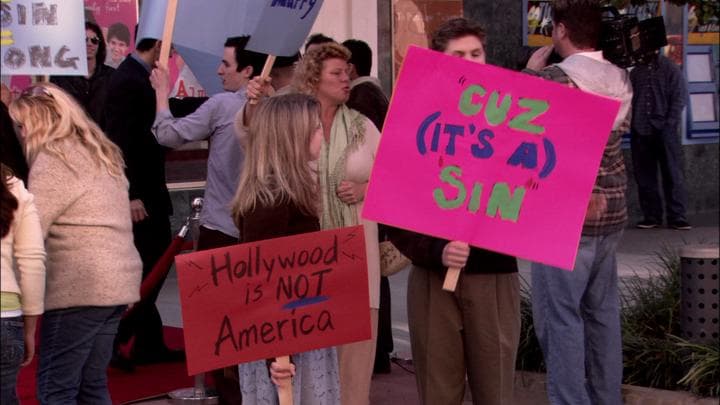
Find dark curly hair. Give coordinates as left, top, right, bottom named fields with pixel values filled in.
left=86, top=21, right=107, bottom=68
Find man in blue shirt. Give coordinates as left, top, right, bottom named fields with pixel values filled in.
left=149, top=35, right=266, bottom=404
left=150, top=36, right=266, bottom=248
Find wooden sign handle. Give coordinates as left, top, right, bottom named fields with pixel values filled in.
left=276, top=355, right=293, bottom=405
left=442, top=267, right=461, bottom=292
left=158, top=0, right=178, bottom=69
left=260, top=55, right=276, bottom=79
left=248, top=55, right=276, bottom=106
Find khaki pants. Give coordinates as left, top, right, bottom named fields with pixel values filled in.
left=408, top=266, right=520, bottom=405
left=337, top=309, right=378, bottom=405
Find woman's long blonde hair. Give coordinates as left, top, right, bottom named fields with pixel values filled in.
left=293, top=42, right=350, bottom=96
left=8, top=83, right=125, bottom=178
left=232, top=94, right=321, bottom=220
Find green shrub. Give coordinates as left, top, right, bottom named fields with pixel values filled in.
left=675, top=338, right=720, bottom=397
left=515, top=247, right=720, bottom=397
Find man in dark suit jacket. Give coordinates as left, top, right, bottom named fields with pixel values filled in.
left=343, top=39, right=389, bottom=131
left=104, top=37, right=179, bottom=367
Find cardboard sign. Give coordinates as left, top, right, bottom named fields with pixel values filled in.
left=246, top=0, right=324, bottom=56
left=1, top=0, right=88, bottom=76
left=176, top=225, right=371, bottom=375
left=363, top=46, right=622, bottom=270
left=134, top=0, right=165, bottom=45
left=172, top=0, right=261, bottom=95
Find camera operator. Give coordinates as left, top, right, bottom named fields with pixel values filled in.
left=630, top=51, right=690, bottom=230
left=524, top=1, right=633, bottom=404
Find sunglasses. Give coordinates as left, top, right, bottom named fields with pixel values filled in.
left=86, top=36, right=100, bottom=45
left=20, top=85, right=53, bottom=99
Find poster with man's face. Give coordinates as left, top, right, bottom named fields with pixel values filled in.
left=84, top=0, right=138, bottom=68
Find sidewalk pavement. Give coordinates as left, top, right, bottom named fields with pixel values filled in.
left=133, top=362, right=717, bottom=404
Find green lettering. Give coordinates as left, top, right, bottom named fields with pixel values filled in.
left=508, top=98, right=549, bottom=134
left=484, top=91, right=512, bottom=126
left=486, top=183, right=526, bottom=222
left=433, top=165, right=467, bottom=209
left=467, top=182, right=483, bottom=213
left=458, top=84, right=486, bottom=116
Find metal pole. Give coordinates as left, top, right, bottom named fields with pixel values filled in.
left=167, top=198, right=219, bottom=404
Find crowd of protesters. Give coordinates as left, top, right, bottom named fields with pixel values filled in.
left=0, top=0, right=693, bottom=404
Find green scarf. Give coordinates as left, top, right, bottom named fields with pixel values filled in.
left=319, top=105, right=366, bottom=230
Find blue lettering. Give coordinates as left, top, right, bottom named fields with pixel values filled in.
left=507, top=142, right=538, bottom=169
left=416, top=111, right=441, bottom=155
left=270, top=0, right=317, bottom=19
left=443, top=124, right=464, bottom=156
left=539, top=138, right=556, bottom=179
left=471, top=128, right=494, bottom=159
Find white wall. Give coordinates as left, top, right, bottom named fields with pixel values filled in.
left=310, top=0, right=379, bottom=77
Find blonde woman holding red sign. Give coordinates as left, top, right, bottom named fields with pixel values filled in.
left=232, top=93, right=340, bottom=405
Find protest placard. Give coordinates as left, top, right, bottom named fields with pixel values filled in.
left=246, top=0, right=324, bottom=57
left=363, top=46, right=622, bottom=271
left=1, top=0, right=87, bottom=76
left=176, top=225, right=371, bottom=376
left=171, top=0, right=261, bottom=95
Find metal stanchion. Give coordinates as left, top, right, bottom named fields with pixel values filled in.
left=168, top=198, right=219, bottom=404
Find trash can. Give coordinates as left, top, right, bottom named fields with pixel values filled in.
left=679, top=245, right=720, bottom=344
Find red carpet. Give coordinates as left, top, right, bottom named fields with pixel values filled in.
left=17, top=327, right=194, bottom=405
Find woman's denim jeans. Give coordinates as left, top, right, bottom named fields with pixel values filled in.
left=36, top=305, right=125, bottom=405
left=1, top=316, right=24, bottom=405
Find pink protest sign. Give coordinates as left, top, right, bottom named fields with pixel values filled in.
left=363, top=46, right=621, bottom=270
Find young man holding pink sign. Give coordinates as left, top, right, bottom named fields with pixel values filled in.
left=524, top=1, right=633, bottom=404
left=387, top=18, right=521, bottom=405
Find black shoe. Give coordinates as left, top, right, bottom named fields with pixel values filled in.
left=670, top=220, right=692, bottom=230
left=133, top=347, right=186, bottom=365
left=373, top=352, right=392, bottom=374
left=636, top=220, right=660, bottom=229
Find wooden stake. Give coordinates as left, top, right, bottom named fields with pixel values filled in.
left=158, top=0, right=178, bottom=69
left=260, top=55, right=276, bottom=79
left=442, top=267, right=461, bottom=292
left=275, top=355, right=293, bottom=405
left=248, top=55, right=276, bottom=106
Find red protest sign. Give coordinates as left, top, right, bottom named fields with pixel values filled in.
left=175, top=225, right=371, bottom=375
